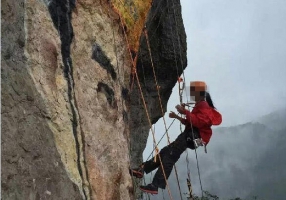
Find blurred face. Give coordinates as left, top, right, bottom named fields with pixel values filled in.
left=190, top=86, right=201, bottom=101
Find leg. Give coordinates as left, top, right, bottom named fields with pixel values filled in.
left=150, top=131, right=189, bottom=189
left=130, top=142, right=174, bottom=178
left=143, top=143, right=174, bottom=174
left=143, top=128, right=199, bottom=173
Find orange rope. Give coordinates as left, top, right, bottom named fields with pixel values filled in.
left=134, top=65, right=173, bottom=200
left=110, top=2, right=197, bottom=199
left=117, top=11, right=174, bottom=200
left=116, top=2, right=198, bottom=199
left=167, top=0, right=204, bottom=197
left=144, top=27, right=184, bottom=200
left=143, top=27, right=171, bottom=143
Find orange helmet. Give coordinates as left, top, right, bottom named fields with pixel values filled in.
left=190, top=81, right=207, bottom=92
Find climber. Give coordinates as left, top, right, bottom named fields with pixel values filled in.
left=129, top=81, right=222, bottom=194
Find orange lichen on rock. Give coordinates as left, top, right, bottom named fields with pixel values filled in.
left=111, top=0, right=152, bottom=54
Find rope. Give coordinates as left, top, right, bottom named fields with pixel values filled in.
left=145, top=118, right=176, bottom=161
left=147, top=0, right=206, bottom=198
left=179, top=77, right=204, bottom=198
left=175, top=39, right=193, bottom=198
left=116, top=9, right=174, bottom=200
left=134, top=64, right=174, bottom=200
left=143, top=28, right=172, bottom=145
left=145, top=7, right=192, bottom=195
left=113, top=2, right=204, bottom=199
left=140, top=28, right=184, bottom=200
left=179, top=78, right=194, bottom=198
left=168, top=0, right=205, bottom=197
left=143, top=27, right=184, bottom=200
left=140, top=30, right=183, bottom=200
left=189, top=119, right=204, bottom=198
left=151, top=126, right=166, bottom=200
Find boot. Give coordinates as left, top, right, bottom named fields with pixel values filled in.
left=139, top=183, right=158, bottom=195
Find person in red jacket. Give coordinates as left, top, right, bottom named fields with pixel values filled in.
left=130, top=81, right=222, bottom=194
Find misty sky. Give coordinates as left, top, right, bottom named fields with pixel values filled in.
left=142, top=0, right=286, bottom=199
left=180, top=0, right=286, bottom=127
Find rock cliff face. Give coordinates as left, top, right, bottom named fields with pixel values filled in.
left=1, top=0, right=187, bottom=199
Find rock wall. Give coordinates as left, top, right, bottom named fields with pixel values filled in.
left=1, top=0, right=83, bottom=199
left=1, top=0, right=187, bottom=199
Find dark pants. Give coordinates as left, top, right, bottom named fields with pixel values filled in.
left=142, top=128, right=201, bottom=189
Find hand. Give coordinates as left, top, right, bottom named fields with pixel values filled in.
left=169, top=111, right=178, bottom=119
left=175, top=104, right=186, bottom=114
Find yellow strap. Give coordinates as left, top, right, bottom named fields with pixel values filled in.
left=154, top=147, right=159, bottom=162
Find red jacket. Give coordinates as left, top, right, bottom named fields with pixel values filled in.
left=181, top=100, right=222, bottom=145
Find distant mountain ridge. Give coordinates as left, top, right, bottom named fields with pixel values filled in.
left=255, top=107, right=286, bottom=131
left=207, top=108, right=286, bottom=199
